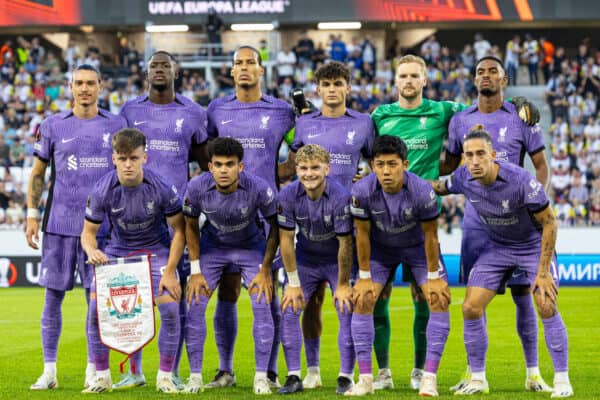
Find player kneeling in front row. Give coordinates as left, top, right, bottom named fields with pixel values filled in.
left=431, top=128, right=573, bottom=398
left=81, top=128, right=186, bottom=393
left=348, top=135, right=451, bottom=396
left=278, top=144, right=355, bottom=395
left=182, top=137, right=279, bottom=395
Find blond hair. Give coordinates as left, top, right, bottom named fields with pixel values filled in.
left=396, top=55, right=427, bottom=76
left=296, top=144, right=330, bottom=164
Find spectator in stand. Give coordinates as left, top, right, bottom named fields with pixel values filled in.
left=540, top=37, right=555, bottom=82
left=258, top=39, right=269, bottom=63
left=553, top=85, right=569, bottom=121
left=0, top=40, right=13, bottom=66
left=473, top=33, right=491, bottom=60
left=15, top=36, right=30, bottom=67
left=330, top=34, right=348, bottom=62
left=116, top=37, right=131, bottom=69
left=505, top=35, right=521, bottom=86
left=277, top=45, right=296, bottom=84
left=553, top=195, right=573, bottom=226
left=63, top=39, right=80, bottom=70
left=109, top=86, right=126, bottom=114
left=214, top=63, right=234, bottom=95
left=421, top=35, right=440, bottom=63
left=10, top=137, right=25, bottom=167
left=460, top=44, right=476, bottom=73
left=0, top=135, right=9, bottom=166
left=589, top=195, right=600, bottom=225
left=362, top=36, right=377, bottom=73
left=206, top=7, right=224, bottom=56
left=295, top=30, right=314, bottom=65
left=522, top=34, right=540, bottom=85
left=29, top=37, right=45, bottom=65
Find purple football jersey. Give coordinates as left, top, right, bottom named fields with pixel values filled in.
left=183, top=171, right=278, bottom=249
left=120, top=94, right=208, bottom=196
left=446, top=162, right=549, bottom=248
left=447, top=101, right=545, bottom=230
left=278, top=177, right=352, bottom=263
left=206, top=95, right=295, bottom=190
left=34, top=109, right=127, bottom=236
left=350, top=172, right=439, bottom=249
left=292, top=110, right=374, bottom=191
left=85, top=168, right=182, bottom=253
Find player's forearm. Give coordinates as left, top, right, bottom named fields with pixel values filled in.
left=277, top=159, right=295, bottom=180
left=165, top=228, right=185, bottom=274
left=439, top=152, right=460, bottom=176
left=337, top=235, right=353, bottom=285
left=533, top=158, right=550, bottom=190
left=430, top=179, right=450, bottom=196
left=184, top=217, right=201, bottom=260
left=27, top=162, right=47, bottom=209
left=422, top=220, right=441, bottom=273
left=538, top=214, right=558, bottom=275
left=262, top=221, right=280, bottom=270
left=355, top=220, right=371, bottom=272
left=279, top=230, right=298, bottom=273
left=81, top=224, right=99, bottom=256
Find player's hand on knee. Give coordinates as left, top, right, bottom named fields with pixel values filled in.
left=533, top=272, right=558, bottom=306
left=281, top=286, right=305, bottom=313
left=159, top=271, right=182, bottom=302
left=424, top=279, right=451, bottom=310
left=352, top=278, right=375, bottom=310
left=334, top=284, right=354, bottom=314
left=249, top=269, right=273, bottom=304
left=187, top=274, right=210, bottom=305
left=87, top=249, right=109, bottom=265
left=25, top=218, right=40, bottom=249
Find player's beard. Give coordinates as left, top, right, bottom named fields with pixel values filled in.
left=238, top=81, right=258, bottom=90
left=479, top=87, right=498, bottom=97
left=216, top=177, right=239, bottom=192
left=400, top=87, right=419, bottom=101
left=151, top=82, right=169, bottom=92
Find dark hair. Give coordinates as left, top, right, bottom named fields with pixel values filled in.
left=208, top=137, right=244, bottom=162
left=112, top=128, right=146, bottom=154
left=314, top=61, right=350, bottom=84
left=72, top=64, right=101, bottom=82
left=148, top=50, right=177, bottom=63
left=475, top=56, right=505, bottom=72
left=233, top=45, right=262, bottom=66
left=464, top=125, right=493, bottom=144
left=372, top=135, right=408, bottom=161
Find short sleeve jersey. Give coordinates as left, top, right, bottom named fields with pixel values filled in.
left=350, top=172, right=439, bottom=249
left=446, top=162, right=549, bottom=248
left=278, top=177, right=352, bottom=262
left=34, top=109, right=127, bottom=237
left=85, top=168, right=182, bottom=254
left=120, top=93, right=208, bottom=196
left=183, top=171, right=277, bottom=249
left=371, top=99, right=468, bottom=180
left=206, top=95, right=295, bottom=190
left=292, top=110, right=375, bottom=191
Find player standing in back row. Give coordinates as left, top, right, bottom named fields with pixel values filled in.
left=116, top=50, right=209, bottom=390
left=205, top=45, right=295, bottom=389
left=26, top=64, right=127, bottom=391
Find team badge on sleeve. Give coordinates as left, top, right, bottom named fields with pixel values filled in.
left=85, top=196, right=92, bottom=216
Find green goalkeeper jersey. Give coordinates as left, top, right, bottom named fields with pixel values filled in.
left=371, top=98, right=468, bottom=180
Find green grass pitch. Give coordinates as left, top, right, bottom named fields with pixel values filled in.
left=1, top=287, right=597, bottom=399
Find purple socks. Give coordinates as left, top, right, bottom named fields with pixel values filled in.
left=351, top=313, right=374, bottom=375
left=425, top=312, right=450, bottom=374
left=157, top=302, right=181, bottom=373
left=41, top=288, right=65, bottom=362
left=185, top=296, right=209, bottom=374
left=250, top=293, right=274, bottom=372
left=214, top=300, right=238, bottom=373
left=513, top=294, right=538, bottom=367
left=542, top=313, right=569, bottom=373
left=464, top=317, right=487, bottom=373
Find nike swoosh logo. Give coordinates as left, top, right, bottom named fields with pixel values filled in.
left=296, top=216, right=309, bottom=220
left=307, top=134, right=321, bottom=138
left=203, top=210, right=217, bottom=214
left=61, top=137, right=76, bottom=144
left=221, top=120, right=233, bottom=125
left=111, top=207, right=124, bottom=213
left=372, top=210, right=386, bottom=214
left=133, top=120, right=147, bottom=126
left=469, top=198, right=480, bottom=203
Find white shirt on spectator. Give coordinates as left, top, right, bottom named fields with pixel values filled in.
left=277, top=51, right=296, bottom=78
left=474, top=39, right=491, bottom=60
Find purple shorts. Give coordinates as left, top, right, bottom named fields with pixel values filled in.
left=91, top=245, right=177, bottom=298
left=39, top=233, right=89, bottom=291
left=200, top=243, right=265, bottom=291
left=370, top=244, right=448, bottom=288
left=295, top=256, right=339, bottom=301
left=468, top=243, right=559, bottom=293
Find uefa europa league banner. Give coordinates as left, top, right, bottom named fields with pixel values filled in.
left=94, top=255, right=155, bottom=355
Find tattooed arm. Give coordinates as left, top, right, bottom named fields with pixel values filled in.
left=429, top=179, right=451, bottom=196
left=25, top=158, right=48, bottom=249
left=532, top=205, right=558, bottom=305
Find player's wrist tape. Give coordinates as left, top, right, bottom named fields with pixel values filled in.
left=359, top=270, right=371, bottom=280
left=428, top=270, right=440, bottom=279
left=190, top=259, right=202, bottom=275
left=27, top=208, right=39, bottom=219
left=287, top=270, right=301, bottom=287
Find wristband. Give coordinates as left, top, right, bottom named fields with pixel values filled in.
left=359, top=270, right=371, bottom=280
left=190, top=259, right=202, bottom=275
left=27, top=208, right=40, bottom=219
left=427, top=270, right=440, bottom=279
left=287, top=270, right=301, bottom=287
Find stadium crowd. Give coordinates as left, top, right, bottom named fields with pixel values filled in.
left=0, top=33, right=599, bottom=228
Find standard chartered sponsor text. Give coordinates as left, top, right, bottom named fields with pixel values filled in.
left=330, top=153, right=352, bottom=165
left=237, top=138, right=266, bottom=149
left=149, top=139, right=180, bottom=152
left=79, top=157, right=109, bottom=168
left=406, top=138, right=429, bottom=150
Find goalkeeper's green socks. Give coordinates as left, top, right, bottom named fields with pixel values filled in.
left=373, top=297, right=391, bottom=369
